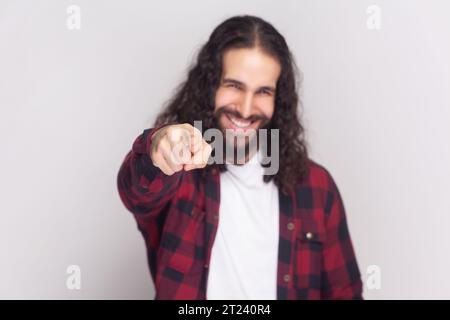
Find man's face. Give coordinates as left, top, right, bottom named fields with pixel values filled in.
left=214, top=47, right=281, bottom=160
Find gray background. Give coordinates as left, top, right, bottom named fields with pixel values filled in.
left=1, top=0, right=449, bottom=299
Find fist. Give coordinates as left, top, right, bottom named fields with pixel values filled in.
left=150, top=123, right=212, bottom=175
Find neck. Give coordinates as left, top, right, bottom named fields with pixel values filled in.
left=225, top=145, right=259, bottom=166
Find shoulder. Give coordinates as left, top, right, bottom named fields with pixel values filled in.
left=299, top=158, right=338, bottom=192
left=291, top=159, right=343, bottom=212
left=292, top=159, right=346, bottom=221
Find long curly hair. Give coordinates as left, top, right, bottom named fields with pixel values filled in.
left=154, top=15, right=309, bottom=194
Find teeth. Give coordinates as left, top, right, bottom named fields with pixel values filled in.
left=229, top=115, right=251, bottom=128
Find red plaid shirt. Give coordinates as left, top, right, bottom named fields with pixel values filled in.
left=117, top=127, right=363, bottom=300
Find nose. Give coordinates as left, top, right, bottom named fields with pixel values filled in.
left=236, top=93, right=254, bottom=119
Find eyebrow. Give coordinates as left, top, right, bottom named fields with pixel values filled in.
left=222, top=78, right=276, bottom=93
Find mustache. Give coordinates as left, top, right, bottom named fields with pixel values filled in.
left=214, top=106, right=270, bottom=124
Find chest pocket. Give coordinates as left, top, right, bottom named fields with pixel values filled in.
left=161, top=206, right=206, bottom=271
left=294, top=213, right=326, bottom=296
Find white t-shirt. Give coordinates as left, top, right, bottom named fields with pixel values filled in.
left=206, top=150, right=280, bottom=300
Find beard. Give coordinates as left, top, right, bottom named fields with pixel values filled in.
left=213, top=105, right=271, bottom=165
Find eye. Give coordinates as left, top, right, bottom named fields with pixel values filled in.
left=227, top=83, right=240, bottom=90
left=258, top=89, right=272, bottom=96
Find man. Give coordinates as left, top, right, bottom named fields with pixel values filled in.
left=117, top=15, right=363, bottom=300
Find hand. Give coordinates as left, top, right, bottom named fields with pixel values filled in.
left=150, top=123, right=212, bottom=175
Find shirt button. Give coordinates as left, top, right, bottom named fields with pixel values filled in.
left=306, top=232, right=314, bottom=240
left=287, top=222, right=295, bottom=231
left=204, top=264, right=209, bottom=269
left=283, top=274, right=291, bottom=283
left=213, top=213, right=219, bottom=220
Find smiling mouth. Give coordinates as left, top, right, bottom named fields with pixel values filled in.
left=225, top=113, right=257, bottom=131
